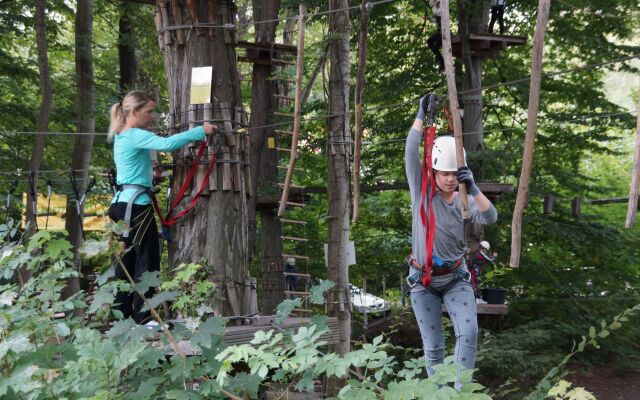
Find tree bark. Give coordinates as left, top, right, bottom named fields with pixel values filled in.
left=625, top=81, right=640, bottom=229
left=161, top=0, right=252, bottom=317
left=510, top=0, right=551, bottom=268
left=118, top=1, right=137, bottom=94
left=326, top=0, right=351, bottom=394
left=246, top=0, right=283, bottom=314
left=352, top=0, right=370, bottom=222
left=64, top=0, right=96, bottom=300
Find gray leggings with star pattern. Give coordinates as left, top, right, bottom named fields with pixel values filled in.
left=410, top=279, right=478, bottom=387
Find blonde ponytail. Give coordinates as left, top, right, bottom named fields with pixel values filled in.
left=107, top=102, right=124, bottom=143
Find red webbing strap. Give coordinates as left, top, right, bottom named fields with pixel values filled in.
left=420, top=125, right=437, bottom=287
left=151, top=140, right=217, bottom=227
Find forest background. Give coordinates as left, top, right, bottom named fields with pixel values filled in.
left=0, top=0, right=639, bottom=398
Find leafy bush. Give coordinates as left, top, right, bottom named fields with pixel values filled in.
left=0, top=231, right=494, bottom=399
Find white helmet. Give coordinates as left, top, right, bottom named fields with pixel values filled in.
left=286, top=257, right=296, bottom=265
left=480, top=241, right=490, bottom=251
left=431, top=136, right=465, bottom=172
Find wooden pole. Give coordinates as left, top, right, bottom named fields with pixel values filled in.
left=352, top=0, right=370, bottom=222
left=625, top=82, right=640, bottom=228
left=439, top=0, right=468, bottom=218
left=509, top=0, right=551, bottom=268
left=277, top=3, right=306, bottom=217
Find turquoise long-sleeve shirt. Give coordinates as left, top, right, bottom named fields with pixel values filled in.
left=111, top=126, right=205, bottom=205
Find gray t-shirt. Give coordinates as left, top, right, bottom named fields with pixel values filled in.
left=405, top=128, right=497, bottom=290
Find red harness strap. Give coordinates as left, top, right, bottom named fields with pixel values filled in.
left=420, top=125, right=437, bottom=287
left=151, top=140, right=217, bottom=227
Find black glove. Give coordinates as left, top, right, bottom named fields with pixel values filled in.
left=415, top=94, right=432, bottom=121
left=457, top=166, right=480, bottom=196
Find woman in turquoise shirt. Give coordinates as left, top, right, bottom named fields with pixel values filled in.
left=107, top=90, right=216, bottom=324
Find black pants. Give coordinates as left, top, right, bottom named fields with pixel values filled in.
left=427, top=20, right=444, bottom=69
left=489, top=5, right=505, bottom=34
left=108, top=202, right=159, bottom=324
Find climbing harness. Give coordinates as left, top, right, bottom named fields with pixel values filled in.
left=114, top=139, right=217, bottom=240
left=419, top=93, right=440, bottom=288
left=152, top=139, right=217, bottom=239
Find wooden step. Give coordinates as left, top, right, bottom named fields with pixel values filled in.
left=277, top=182, right=305, bottom=189
left=277, top=165, right=303, bottom=172
left=281, top=235, right=308, bottom=242
left=275, top=147, right=292, bottom=152
left=272, top=58, right=296, bottom=66
left=274, top=112, right=294, bottom=118
left=280, top=200, right=305, bottom=208
left=275, top=129, right=294, bottom=136
left=273, top=94, right=295, bottom=101
left=280, top=218, right=307, bottom=225
left=283, top=272, right=311, bottom=278
left=284, top=290, right=311, bottom=296
left=282, top=254, right=309, bottom=260
left=292, top=308, right=313, bottom=314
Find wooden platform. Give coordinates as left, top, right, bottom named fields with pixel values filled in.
left=442, top=303, right=508, bottom=315
left=452, top=33, right=527, bottom=58
left=160, top=317, right=339, bottom=355
left=237, top=40, right=297, bottom=66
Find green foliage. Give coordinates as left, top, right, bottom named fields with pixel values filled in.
left=1, top=234, right=493, bottom=399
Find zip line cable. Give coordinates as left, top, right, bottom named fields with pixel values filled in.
left=156, top=0, right=398, bottom=34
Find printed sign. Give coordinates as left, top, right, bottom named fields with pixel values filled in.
left=190, top=66, right=213, bottom=104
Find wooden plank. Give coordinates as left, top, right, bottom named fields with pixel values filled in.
left=221, top=146, right=232, bottom=191
left=154, top=6, right=165, bottom=51
left=159, top=1, right=172, bottom=46
left=281, top=236, right=308, bottom=242
left=207, top=0, right=217, bottom=39
left=218, top=102, right=236, bottom=147
left=280, top=218, right=307, bottom=225
left=236, top=40, right=298, bottom=54
left=233, top=106, right=243, bottom=192
left=170, top=0, right=185, bottom=44
left=510, top=0, right=551, bottom=268
left=283, top=272, right=311, bottom=278
left=204, top=104, right=217, bottom=192
left=282, top=254, right=309, bottom=260
left=442, top=304, right=509, bottom=315
left=278, top=3, right=306, bottom=218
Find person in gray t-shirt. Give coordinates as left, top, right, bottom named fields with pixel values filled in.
left=406, top=95, right=497, bottom=388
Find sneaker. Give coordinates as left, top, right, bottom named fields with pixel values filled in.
left=476, top=298, right=487, bottom=304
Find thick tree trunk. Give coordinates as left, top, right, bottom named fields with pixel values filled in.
left=326, top=0, right=351, bottom=394
left=64, top=0, right=95, bottom=300
left=22, top=0, right=52, bottom=282
left=161, top=0, right=252, bottom=317
left=458, top=0, right=488, bottom=169
left=118, top=1, right=137, bottom=94
left=246, top=0, right=283, bottom=314
left=26, top=0, right=52, bottom=237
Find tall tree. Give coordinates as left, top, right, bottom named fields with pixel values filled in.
left=159, top=0, right=253, bottom=317
left=118, top=1, right=137, bottom=94
left=64, top=0, right=96, bottom=299
left=247, top=0, right=283, bottom=314
left=25, top=0, right=52, bottom=241
left=326, top=0, right=351, bottom=393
